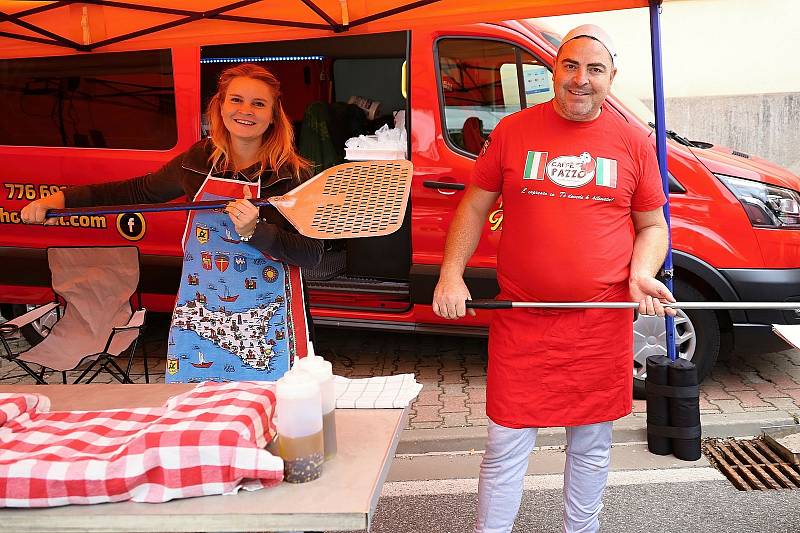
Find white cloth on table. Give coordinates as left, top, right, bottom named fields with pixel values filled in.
left=334, top=374, right=422, bottom=408
left=772, top=324, right=800, bottom=350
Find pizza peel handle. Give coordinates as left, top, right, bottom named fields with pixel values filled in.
left=466, top=300, right=800, bottom=310
left=45, top=160, right=413, bottom=239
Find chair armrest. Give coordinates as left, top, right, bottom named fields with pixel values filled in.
left=0, top=323, right=19, bottom=338
left=113, top=308, right=147, bottom=332
left=103, top=309, right=147, bottom=357
left=5, top=302, right=59, bottom=329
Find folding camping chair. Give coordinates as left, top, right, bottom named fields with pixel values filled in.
left=0, top=246, right=147, bottom=384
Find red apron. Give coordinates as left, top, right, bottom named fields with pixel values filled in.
left=486, top=281, right=633, bottom=428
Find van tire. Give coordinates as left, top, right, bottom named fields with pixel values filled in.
left=632, top=279, right=721, bottom=399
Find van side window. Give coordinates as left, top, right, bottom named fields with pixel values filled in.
left=0, top=50, right=177, bottom=149
left=437, top=39, right=553, bottom=156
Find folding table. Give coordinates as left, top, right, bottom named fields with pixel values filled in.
left=0, top=384, right=408, bottom=532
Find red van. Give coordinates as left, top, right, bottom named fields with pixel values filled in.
left=2, top=19, right=799, bottom=391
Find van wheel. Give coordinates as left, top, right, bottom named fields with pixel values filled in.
left=632, top=279, right=721, bottom=399
left=5, top=304, right=60, bottom=347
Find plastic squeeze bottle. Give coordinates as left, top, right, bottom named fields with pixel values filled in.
left=293, top=354, right=337, bottom=459
left=275, top=369, right=324, bottom=483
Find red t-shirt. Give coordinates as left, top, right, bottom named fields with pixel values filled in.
left=473, top=101, right=666, bottom=303
left=472, top=102, right=666, bottom=428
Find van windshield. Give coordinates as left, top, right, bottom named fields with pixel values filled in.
left=610, top=84, right=655, bottom=125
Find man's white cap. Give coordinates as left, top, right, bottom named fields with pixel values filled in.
left=559, top=24, right=618, bottom=64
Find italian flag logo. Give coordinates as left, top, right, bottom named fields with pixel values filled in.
left=523, top=151, right=548, bottom=180
left=595, top=157, right=618, bottom=188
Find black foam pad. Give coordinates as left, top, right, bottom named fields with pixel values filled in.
left=668, top=358, right=702, bottom=461
left=645, top=355, right=672, bottom=456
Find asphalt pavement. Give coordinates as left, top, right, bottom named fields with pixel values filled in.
left=355, top=477, right=800, bottom=533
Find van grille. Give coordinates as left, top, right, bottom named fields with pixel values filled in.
left=702, top=437, right=800, bottom=490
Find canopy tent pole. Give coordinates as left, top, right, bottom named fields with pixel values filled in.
left=648, top=0, right=677, bottom=361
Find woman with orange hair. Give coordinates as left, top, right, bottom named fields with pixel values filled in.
left=22, top=63, right=323, bottom=383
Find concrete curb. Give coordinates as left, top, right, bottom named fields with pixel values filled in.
left=397, top=410, right=800, bottom=455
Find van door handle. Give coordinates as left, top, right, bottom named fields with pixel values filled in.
left=423, top=181, right=465, bottom=190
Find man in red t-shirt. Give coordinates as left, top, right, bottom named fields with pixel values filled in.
left=432, top=24, right=677, bottom=533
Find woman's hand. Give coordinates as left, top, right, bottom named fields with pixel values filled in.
left=20, top=191, right=66, bottom=225
left=226, top=184, right=259, bottom=238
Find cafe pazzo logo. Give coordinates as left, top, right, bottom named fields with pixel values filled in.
left=524, top=151, right=618, bottom=189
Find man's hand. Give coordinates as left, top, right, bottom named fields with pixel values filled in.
left=431, top=185, right=499, bottom=320
left=629, top=274, right=677, bottom=317
left=432, top=276, right=475, bottom=319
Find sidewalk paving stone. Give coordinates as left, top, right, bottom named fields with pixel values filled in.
left=440, top=396, right=468, bottom=413
left=709, top=399, right=746, bottom=413
left=728, top=390, right=771, bottom=408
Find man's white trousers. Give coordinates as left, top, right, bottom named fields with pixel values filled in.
left=474, top=419, right=613, bottom=533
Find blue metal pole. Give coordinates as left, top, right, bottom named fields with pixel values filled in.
left=649, top=0, right=677, bottom=361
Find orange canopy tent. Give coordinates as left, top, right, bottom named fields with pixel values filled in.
left=0, top=0, right=655, bottom=58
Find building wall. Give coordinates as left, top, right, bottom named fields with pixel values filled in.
left=538, top=0, right=800, bottom=174
left=649, top=93, right=800, bottom=174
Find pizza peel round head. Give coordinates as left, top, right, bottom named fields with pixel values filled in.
left=268, top=160, right=413, bottom=239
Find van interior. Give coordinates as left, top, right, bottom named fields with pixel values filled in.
left=201, top=32, right=412, bottom=313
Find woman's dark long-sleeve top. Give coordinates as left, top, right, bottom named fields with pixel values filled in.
left=62, top=139, right=324, bottom=269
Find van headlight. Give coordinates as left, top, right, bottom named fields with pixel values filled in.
left=716, top=174, right=800, bottom=228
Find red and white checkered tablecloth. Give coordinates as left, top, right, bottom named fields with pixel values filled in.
left=0, top=381, right=283, bottom=508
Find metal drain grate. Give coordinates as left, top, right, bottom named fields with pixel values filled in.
left=702, top=437, right=800, bottom=490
